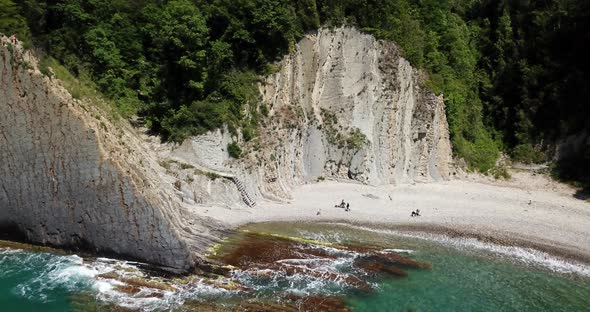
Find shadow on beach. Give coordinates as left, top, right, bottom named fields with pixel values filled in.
left=573, top=187, right=590, bottom=202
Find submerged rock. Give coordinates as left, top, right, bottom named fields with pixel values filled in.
left=347, top=244, right=432, bottom=270
left=97, top=272, right=175, bottom=292
left=354, top=260, right=408, bottom=277
left=213, top=231, right=431, bottom=294
left=285, top=294, right=352, bottom=312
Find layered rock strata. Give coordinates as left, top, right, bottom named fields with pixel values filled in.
left=0, top=27, right=455, bottom=269
left=0, top=36, right=225, bottom=272
left=178, top=27, right=454, bottom=201
left=169, top=28, right=454, bottom=203
left=258, top=27, right=452, bottom=183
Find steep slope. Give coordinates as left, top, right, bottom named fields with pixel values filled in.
left=0, top=27, right=455, bottom=269
left=170, top=28, right=455, bottom=203
left=0, top=36, right=225, bottom=272
left=258, top=27, right=453, bottom=183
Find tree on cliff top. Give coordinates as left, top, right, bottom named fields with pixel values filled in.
left=12, top=0, right=590, bottom=183
left=0, top=0, right=30, bottom=43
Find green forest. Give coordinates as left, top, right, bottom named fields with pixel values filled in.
left=1, top=0, right=588, bottom=184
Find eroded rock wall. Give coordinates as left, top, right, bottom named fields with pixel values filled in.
left=167, top=28, right=455, bottom=203
left=0, top=37, right=224, bottom=271
left=0, top=27, right=454, bottom=267
left=248, top=27, right=454, bottom=198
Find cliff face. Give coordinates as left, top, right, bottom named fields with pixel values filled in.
left=235, top=27, right=454, bottom=199
left=260, top=27, right=452, bottom=180
left=0, top=27, right=455, bottom=268
left=0, top=37, right=225, bottom=271
left=169, top=28, right=454, bottom=203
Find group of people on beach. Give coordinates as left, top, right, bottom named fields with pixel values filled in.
left=329, top=199, right=423, bottom=217
left=335, top=199, right=351, bottom=212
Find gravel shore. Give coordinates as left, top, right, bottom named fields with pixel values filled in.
left=203, top=171, right=590, bottom=262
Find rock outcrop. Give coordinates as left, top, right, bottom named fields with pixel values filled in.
left=256, top=27, right=453, bottom=185
left=174, top=27, right=455, bottom=201
left=0, top=27, right=455, bottom=269
left=0, top=36, right=225, bottom=272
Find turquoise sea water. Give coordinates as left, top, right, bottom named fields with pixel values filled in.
left=0, top=249, right=93, bottom=312
left=1, top=222, right=589, bottom=311
left=348, top=241, right=590, bottom=311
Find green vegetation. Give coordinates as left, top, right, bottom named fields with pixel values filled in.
left=227, top=142, right=242, bottom=159
left=37, top=56, right=122, bottom=121
left=317, top=0, right=588, bottom=179
left=315, top=0, right=500, bottom=171
left=320, top=108, right=366, bottom=150
left=159, top=159, right=194, bottom=170
left=159, top=159, right=222, bottom=180
left=179, top=162, right=194, bottom=170
left=512, top=144, right=546, bottom=165
left=489, top=165, right=511, bottom=180
left=41, top=57, right=93, bottom=100
left=37, top=57, right=52, bottom=77
left=10, top=0, right=306, bottom=142
left=204, top=171, right=222, bottom=181
left=0, top=0, right=30, bottom=44
left=345, top=128, right=367, bottom=150
left=3, top=0, right=588, bottom=184
left=158, top=159, right=174, bottom=170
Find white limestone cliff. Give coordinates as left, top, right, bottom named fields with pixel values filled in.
left=0, top=36, right=226, bottom=272
left=0, top=27, right=455, bottom=269
left=175, top=27, right=455, bottom=202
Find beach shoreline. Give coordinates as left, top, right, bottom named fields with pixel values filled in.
left=201, top=171, right=590, bottom=264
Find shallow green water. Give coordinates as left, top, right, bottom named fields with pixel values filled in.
left=1, top=223, right=589, bottom=311
left=242, top=223, right=590, bottom=312
left=348, top=243, right=590, bottom=311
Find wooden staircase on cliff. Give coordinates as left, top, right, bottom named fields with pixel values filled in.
left=230, top=177, right=256, bottom=207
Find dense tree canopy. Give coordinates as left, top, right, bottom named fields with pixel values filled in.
left=2, top=0, right=589, bottom=183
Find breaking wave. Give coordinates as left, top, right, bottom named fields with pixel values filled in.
left=0, top=248, right=236, bottom=311
left=3, top=222, right=588, bottom=311
left=330, top=224, right=590, bottom=278
left=0, top=248, right=95, bottom=303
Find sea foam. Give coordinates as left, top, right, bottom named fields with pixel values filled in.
left=332, top=223, right=590, bottom=278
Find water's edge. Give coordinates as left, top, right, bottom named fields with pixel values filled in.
left=2, top=221, right=590, bottom=311
left=322, top=222, right=590, bottom=278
